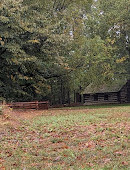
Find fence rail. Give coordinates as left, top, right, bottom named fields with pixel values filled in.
left=7, top=101, right=49, bottom=110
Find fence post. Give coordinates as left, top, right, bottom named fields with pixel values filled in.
left=36, top=101, right=39, bottom=110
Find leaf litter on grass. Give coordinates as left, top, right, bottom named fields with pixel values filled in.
left=0, top=105, right=130, bottom=169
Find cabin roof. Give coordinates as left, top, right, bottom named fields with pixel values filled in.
left=82, top=80, right=128, bottom=94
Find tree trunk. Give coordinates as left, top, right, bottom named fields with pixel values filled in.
left=67, top=90, right=70, bottom=104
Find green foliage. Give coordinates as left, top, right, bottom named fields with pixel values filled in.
left=0, top=0, right=71, bottom=101
left=0, top=0, right=129, bottom=103
left=84, top=0, right=130, bottom=81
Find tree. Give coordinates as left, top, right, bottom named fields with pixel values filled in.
left=1, top=0, right=129, bottom=103
left=0, top=0, right=92, bottom=102
left=83, top=0, right=130, bottom=82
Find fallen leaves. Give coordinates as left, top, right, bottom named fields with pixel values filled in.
left=85, top=141, right=96, bottom=149
left=115, top=151, right=124, bottom=156
left=0, top=106, right=129, bottom=169
left=122, top=161, right=129, bottom=166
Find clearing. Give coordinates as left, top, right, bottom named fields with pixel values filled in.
left=0, top=104, right=130, bottom=170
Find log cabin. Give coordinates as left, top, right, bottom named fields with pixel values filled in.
left=83, top=80, right=130, bottom=105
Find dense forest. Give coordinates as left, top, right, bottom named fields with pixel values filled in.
left=0, top=0, right=130, bottom=104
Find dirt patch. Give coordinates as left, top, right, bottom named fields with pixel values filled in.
left=11, top=109, right=45, bottom=119
left=9, top=108, right=90, bottom=120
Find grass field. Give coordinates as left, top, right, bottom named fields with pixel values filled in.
left=0, top=104, right=130, bottom=170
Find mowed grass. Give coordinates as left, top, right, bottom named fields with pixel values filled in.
left=0, top=105, right=130, bottom=170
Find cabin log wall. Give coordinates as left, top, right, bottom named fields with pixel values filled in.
left=83, top=80, right=130, bottom=105
left=120, top=80, right=130, bottom=103
left=83, top=92, right=119, bottom=105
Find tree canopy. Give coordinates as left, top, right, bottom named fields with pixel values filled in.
left=0, top=0, right=129, bottom=103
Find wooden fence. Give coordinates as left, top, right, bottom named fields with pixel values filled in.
left=7, top=101, right=49, bottom=110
